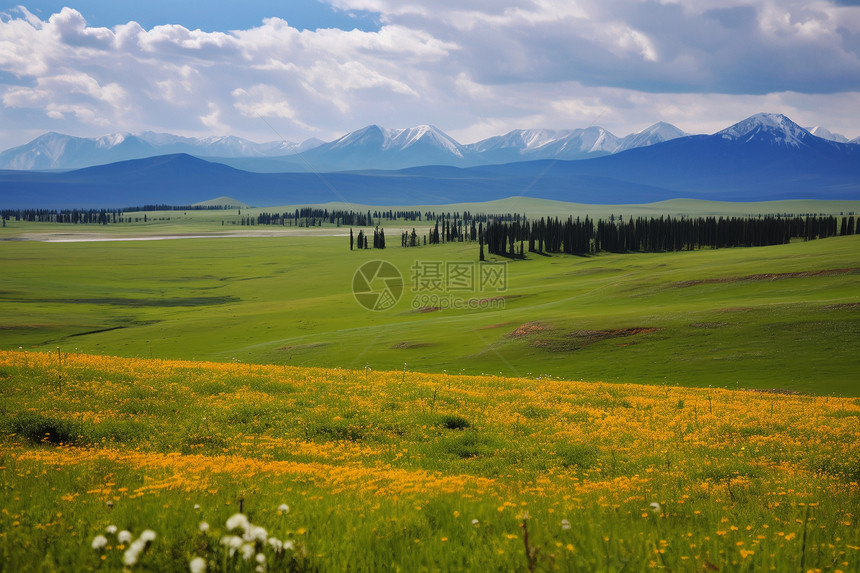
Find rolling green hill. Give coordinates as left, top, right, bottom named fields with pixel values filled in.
left=1, top=221, right=857, bottom=394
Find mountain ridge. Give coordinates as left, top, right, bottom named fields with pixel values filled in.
left=1, top=113, right=857, bottom=209
left=0, top=120, right=695, bottom=172
left=4, top=113, right=855, bottom=173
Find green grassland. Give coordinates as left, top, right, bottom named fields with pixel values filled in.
left=1, top=211, right=858, bottom=395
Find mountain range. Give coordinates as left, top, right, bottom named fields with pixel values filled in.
left=0, top=113, right=857, bottom=209
left=0, top=121, right=697, bottom=172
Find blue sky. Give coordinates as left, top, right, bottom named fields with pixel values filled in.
left=1, top=0, right=859, bottom=150
left=5, top=1, right=382, bottom=32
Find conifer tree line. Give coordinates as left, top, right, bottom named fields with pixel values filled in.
left=483, top=214, right=849, bottom=256
left=0, top=208, right=158, bottom=224
left=347, top=213, right=855, bottom=254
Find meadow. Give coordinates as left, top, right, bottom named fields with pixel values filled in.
left=1, top=208, right=858, bottom=394
left=1, top=200, right=858, bottom=570
left=1, top=350, right=858, bottom=571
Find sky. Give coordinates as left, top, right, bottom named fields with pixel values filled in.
left=1, top=0, right=859, bottom=150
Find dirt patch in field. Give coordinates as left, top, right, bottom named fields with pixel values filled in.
left=508, top=322, right=553, bottom=338
left=391, top=341, right=434, bottom=349
left=479, top=322, right=514, bottom=330
left=717, top=306, right=756, bottom=314
left=532, top=327, right=660, bottom=352
left=569, top=327, right=659, bottom=338
left=690, top=322, right=730, bottom=329
left=821, top=302, right=860, bottom=310
left=673, top=267, right=860, bottom=289
left=277, top=343, right=328, bottom=352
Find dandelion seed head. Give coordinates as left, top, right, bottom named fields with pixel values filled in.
left=140, top=529, right=157, bottom=543
left=650, top=502, right=662, bottom=513
left=268, top=537, right=283, bottom=553
left=199, top=521, right=210, bottom=533
left=245, top=525, right=267, bottom=543
left=91, top=534, right=108, bottom=550
left=123, top=550, right=138, bottom=566
left=256, top=553, right=266, bottom=564
left=277, top=504, right=290, bottom=513
left=123, top=539, right=146, bottom=567
left=241, top=543, right=255, bottom=560
left=283, top=540, right=295, bottom=551
left=226, top=513, right=250, bottom=532
left=189, top=556, right=206, bottom=573
left=472, top=518, right=480, bottom=527
left=561, top=519, right=571, bottom=530
left=118, top=530, right=132, bottom=544
left=220, top=535, right=243, bottom=550
left=105, top=525, right=118, bottom=535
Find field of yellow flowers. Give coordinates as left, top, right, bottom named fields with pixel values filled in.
left=1, top=350, right=858, bottom=571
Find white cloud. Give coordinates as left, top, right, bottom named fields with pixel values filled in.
left=233, top=85, right=297, bottom=120
left=200, top=102, right=229, bottom=131
left=0, top=2, right=859, bottom=151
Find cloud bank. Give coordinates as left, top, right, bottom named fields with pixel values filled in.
left=1, top=0, right=859, bottom=149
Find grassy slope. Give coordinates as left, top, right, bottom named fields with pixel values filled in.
left=1, top=226, right=858, bottom=394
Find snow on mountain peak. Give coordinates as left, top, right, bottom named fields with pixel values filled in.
left=387, top=125, right=464, bottom=157
left=717, top=113, right=811, bottom=148
left=96, top=133, right=128, bottom=148
left=806, top=126, right=849, bottom=143
left=330, top=124, right=465, bottom=158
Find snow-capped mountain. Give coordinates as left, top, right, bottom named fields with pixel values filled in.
left=0, top=131, right=318, bottom=170
left=465, top=122, right=687, bottom=161
left=532, top=127, right=622, bottom=158
left=1, top=112, right=857, bottom=208
left=806, top=126, right=850, bottom=143
left=615, top=122, right=688, bottom=152
left=1, top=114, right=854, bottom=173
left=716, top=113, right=815, bottom=148
left=298, top=124, right=470, bottom=170
left=467, top=129, right=570, bottom=153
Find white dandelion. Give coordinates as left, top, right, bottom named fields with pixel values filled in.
left=226, top=513, right=250, bottom=532
left=189, top=556, right=206, bottom=573
left=199, top=521, right=210, bottom=533
left=650, top=502, right=662, bottom=513
left=561, top=519, right=571, bottom=531
left=105, top=525, right=118, bottom=535
left=277, top=504, right=290, bottom=513
left=245, top=525, right=268, bottom=543
left=118, top=530, right=132, bottom=544
left=91, top=535, right=108, bottom=550
left=123, top=539, right=146, bottom=566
